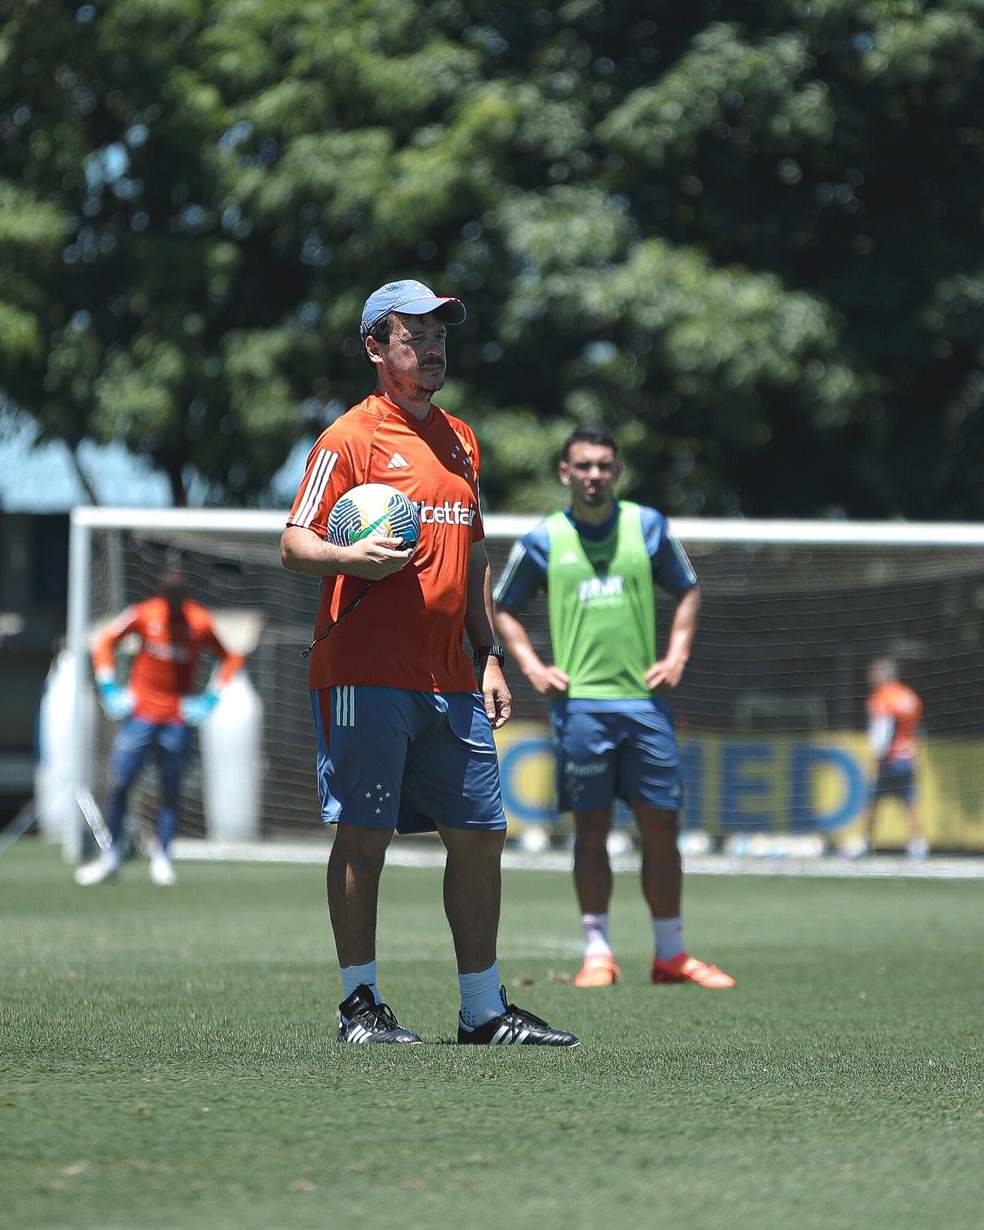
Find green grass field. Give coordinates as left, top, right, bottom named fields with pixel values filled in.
left=2, top=840, right=983, bottom=1230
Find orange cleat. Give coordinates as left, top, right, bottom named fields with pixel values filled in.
left=651, top=952, right=735, bottom=989
left=574, top=954, right=623, bottom=988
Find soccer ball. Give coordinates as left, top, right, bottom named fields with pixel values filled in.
left=326, top=483, right=420, bottom=548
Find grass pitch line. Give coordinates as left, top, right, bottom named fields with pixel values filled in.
left=167, top=837, right=984, bottom=881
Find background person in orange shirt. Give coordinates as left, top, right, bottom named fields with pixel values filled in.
left=854, top=656, right=928, bottom=861
left=74, top=567, right=244, bottom=887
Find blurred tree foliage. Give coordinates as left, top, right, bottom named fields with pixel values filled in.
left=1, top=0, right=983, bottom=514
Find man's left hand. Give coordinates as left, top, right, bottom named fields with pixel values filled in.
left=478, top=661, right=512, bottom=729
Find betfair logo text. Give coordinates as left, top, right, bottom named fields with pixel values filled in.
left=416, top=500, right=477, bottom=526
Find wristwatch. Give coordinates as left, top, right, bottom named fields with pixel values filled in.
left=473, top=644, right=506, bottom=667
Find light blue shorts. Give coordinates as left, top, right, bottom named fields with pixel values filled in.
left=310, top=686, right=507, bottom=834
left=550, top=699, right=683, bottom=814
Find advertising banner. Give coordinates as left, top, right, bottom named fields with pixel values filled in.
left=494, top=722, right=984, bottom=851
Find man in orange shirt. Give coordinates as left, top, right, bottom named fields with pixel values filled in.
left=281, top=278, right=578, bottom=1046
left=857, top=656, right=928, bottom=860
left=74, top=567, right=243, bottom=887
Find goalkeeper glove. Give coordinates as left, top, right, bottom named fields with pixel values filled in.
left=179, top=690, right=219, bottom=727
left=97, top=679, right=135, bottom=722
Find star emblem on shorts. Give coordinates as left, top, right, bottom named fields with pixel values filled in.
left=364, top=784, right=392, bottom=816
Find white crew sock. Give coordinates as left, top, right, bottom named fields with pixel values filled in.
left=653, top=916, right=685, bottom=962
left=581, top=913, right=614, bottom=958
left=458, top=962, right=505, bottom=1028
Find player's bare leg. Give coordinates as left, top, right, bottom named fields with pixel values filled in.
left=633, top=803, right=682, bottom=919
left=329, top=823, right=424, bottom=1043
left=837, top=804, right=875, bottom=859
left=437, top=824, right=504, bottom=974
left=327, top=822, right=393, bottom=967
left=571, top=809, right=622, bottom=986
left=862, top=803, right=878, bottom=852
left=440, top=822, right=578, bottom=1045
left=904, top=802, right=929, bottom=860
left=572, top=808, right=614, bottom=914
left=636, top=801, right=735, bottom=989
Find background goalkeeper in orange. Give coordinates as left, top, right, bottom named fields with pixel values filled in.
left=74, top=566, right=243, bottom=887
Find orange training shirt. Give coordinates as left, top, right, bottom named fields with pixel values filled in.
left=868, top=681, right=923, bottom=763
left=287, top=394, right=484, bottom=693
left=91, top=597, right=243, bottom=723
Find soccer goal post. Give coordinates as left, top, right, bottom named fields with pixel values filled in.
left=58, top=509, right=984, bottom=861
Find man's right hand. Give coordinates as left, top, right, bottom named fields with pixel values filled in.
left=528, top=663, right=570, bottom=699
left=343, top=536, right=418, bottom=580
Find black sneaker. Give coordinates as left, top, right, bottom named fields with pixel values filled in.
left=457, top=991, right=579, bottom=1047
left=337, top=984, right=422, bottom=1044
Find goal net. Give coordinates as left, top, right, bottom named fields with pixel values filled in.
left=57, top=510, right=984, bottom=859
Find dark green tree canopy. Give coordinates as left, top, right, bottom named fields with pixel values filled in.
left=2, top=0, right=983, bottom=516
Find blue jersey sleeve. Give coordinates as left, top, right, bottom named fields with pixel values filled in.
left=640, top=507, right=698, bottom=594
left=493, top=521, right=551, bottom=612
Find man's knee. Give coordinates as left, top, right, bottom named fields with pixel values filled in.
left=439, top=824, right=505, bottom=866
left=331, top=823, right=393, bottom=869
left=634, top=806, right=680, bottom=849
left=574, top=811, right=612, bottom=851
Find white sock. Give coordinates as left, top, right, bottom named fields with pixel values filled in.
left=458, top=962, right=505, bottom=1028
left=340, top=961, right=379, bottom=1012
left=653, top=917, right=685, bottom=962
left=582, top=913, right=613, bottom=958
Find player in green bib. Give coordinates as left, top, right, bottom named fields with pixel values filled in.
left=495, top=425, right=735, bottom=989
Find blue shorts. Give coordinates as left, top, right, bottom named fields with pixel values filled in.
left=551, top=699, right=682, bottom=814
left=310, top=686, right=507, bottom=834
left=872, top=761, right=917, bottom=805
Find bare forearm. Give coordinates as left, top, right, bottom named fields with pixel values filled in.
left=646, top=585, right=700, bottom=692
left=280, top=524, right=414, bottom=581
left=467, top=542, right=512, bottom=728
left=465, top=542, right=496, bottom=649
left=280, top=525, right=348, bottom=576
left=495, top=607, right=546, bottom=677
left=665, top=586, right=700, bottom=669
left=495, top=604, right=570, bottom=697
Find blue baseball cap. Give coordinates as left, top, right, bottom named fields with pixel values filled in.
left=360, top=279, right=466, bottom=337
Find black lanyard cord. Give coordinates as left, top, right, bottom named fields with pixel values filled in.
left=300, top=582, right=373, bottom=659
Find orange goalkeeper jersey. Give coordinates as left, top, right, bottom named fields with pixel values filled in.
left=287, top=393, right=484, bottom=693
left=91, top=597, right=243, bottom=723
